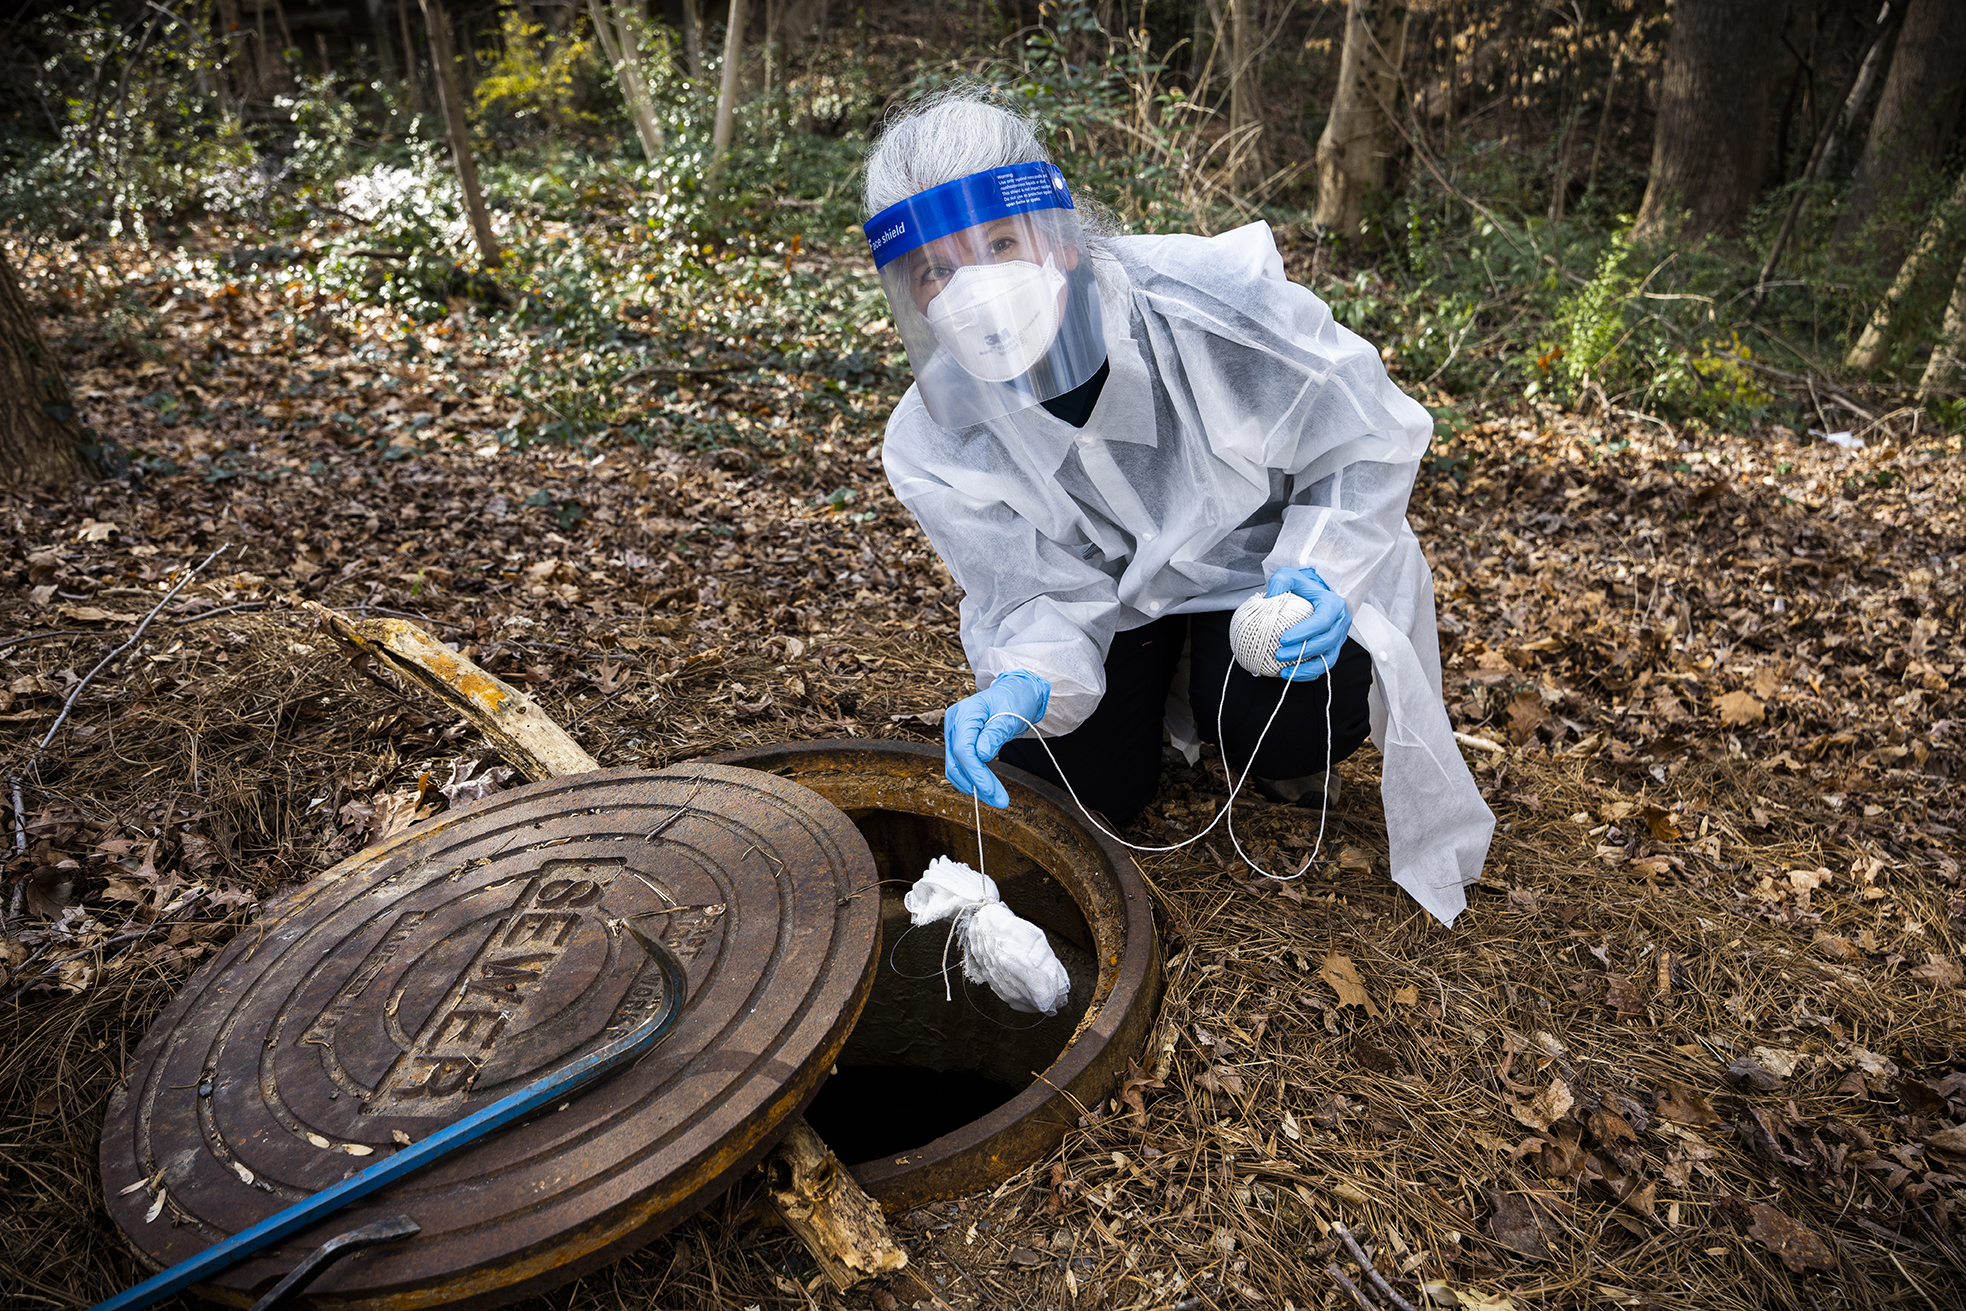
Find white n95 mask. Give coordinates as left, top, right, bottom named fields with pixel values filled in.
left=923, top=256, right=1069, bottom=383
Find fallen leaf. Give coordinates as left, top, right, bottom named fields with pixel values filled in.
left=306, top=1133, right=332, bottom=1149
left=1392, top=984, right=1419, bottom=1007
left=1749, top=1046, right=1809, bottom=1078
left=1338, top=846, right=1374, bottom=874
left=1813, top=932, right=1861, bottom=962
left=56, top=604, right=139, bottom=625
left=145, top=1189, right=166, bottom=1223
left=1588, top=1106, right=1642, bottom=1172
left=1604, top=973, right=1645, bottom=1018
left=1641, top=806, right=1682, bottom=842
left=1353, top=1038, right=1402, bottom=1074
left=75, top=518, right=120, bottom=542
left=1725, top=1056, right=1784, bottom=1091
left=1006, top=1246, right=1043, bottom=1266
left=1717, top=690, right=1765, bottom=727
left=1926, top=1125, right=1966, bottom=1155
left=1318, top=952, right=1382, bottom=1017
left=1510, top=1079, right=1575, bottom=1131
left=1484, top=1189, right=1551, bottom=1260
left=1119, top=1057, right=1164, bottom=1129
left=342, top=1143, right=374, bottom=1156
left=1657, top=1083, right=1723, bottom=1126
left=1280, top=1111, right=1301, bottom=1141
left=438, top=759, right=515, bottom=808
left=392, top=1129, right=413, bottom=1146
left=1506, top=692, right=1548, bottom=745
left=1208, top=1064, right=1246, bottom=1097
left=1743, top=1202, right=1836, bottom=1272
left=1910, top=953, right=1963, bottom=989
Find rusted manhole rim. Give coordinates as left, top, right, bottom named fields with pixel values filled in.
left=705, top=739, right=1165, bottom=1208
left=101, top=765, right=880, bottom=1309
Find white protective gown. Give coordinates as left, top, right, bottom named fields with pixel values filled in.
left=881, top=221, right=1494, bottom=926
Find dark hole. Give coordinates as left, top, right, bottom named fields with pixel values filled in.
left=804, top=1066, right=1021, bottom=1167
left=797, top=808, right=1098, bottom=1168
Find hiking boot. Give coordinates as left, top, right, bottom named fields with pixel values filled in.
left=1252, top=770, right=1339, bottom=808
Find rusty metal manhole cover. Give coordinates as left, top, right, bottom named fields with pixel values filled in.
left=101, top=764, right=880, bottom=1309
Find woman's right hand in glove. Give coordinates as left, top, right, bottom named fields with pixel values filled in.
left=943, top=670, right=1050, bottom=808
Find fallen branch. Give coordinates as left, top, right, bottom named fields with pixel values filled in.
left=764, top=1120, right=909, bottom=1290
left=302, top=601, right=600, bottom=779
left=614, top=360, right=757, bottom=386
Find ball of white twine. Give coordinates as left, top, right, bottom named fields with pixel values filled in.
left=1228, top=591, right=1316, bottom=678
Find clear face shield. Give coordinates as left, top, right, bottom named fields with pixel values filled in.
left=864, top=161, right=1107, bottom=429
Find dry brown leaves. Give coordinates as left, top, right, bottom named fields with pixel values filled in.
left=1, top=246, right=1963, bottom=1309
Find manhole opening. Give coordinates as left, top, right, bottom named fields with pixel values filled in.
left=803, top=808, right=1097, bottom=1167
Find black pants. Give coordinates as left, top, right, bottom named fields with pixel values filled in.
left=997, top=612, right=1374, bottom=827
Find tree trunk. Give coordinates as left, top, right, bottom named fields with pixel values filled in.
left=1750, top=7, right=1897, bottom=309
left=1917, top=249, right=1966, bottom=400
left=590, top=0, right=665, bottom=163
left=0, top=251, right=101, bottom=490
left=1584, top=48, right=1623, bottom=199
left=364, top=0, right=398, bottom=80
left=1313, top=0, right=1408, bottom=238
left=1835, top=0, right=1966, bottom=267
left=1846, top=164, right=1966, bottom=371
left=709, top=0, right=750, bottom=179
left=419, top=0, right=499, bottom=266
left=680, top=0, right=703, bottom=78
left=1226, top=0, right=1259, bottom=190
left=1631, top=0, right=1787, bottom=243
left=212, top=0, right=259, bottom=101
left=399, top=0, right=424, bottom=111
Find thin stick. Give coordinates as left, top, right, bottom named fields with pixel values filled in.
left=22, top=545, right=227, bottom=772
left=0, top=630, right=96, bottom=653
left=1454, top=731, right=1507, bottom=755
left=172, top=600, right=269, bottom=625
left=1327, top=1262, right=1378, bottom=1310
left=1332, top=1223, right=1419, bottom=1311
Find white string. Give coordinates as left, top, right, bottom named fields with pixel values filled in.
left=970, top=647, right=1335, bottom=883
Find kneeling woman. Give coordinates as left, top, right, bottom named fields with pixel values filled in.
left=863, top=94, right=1492, bottom=925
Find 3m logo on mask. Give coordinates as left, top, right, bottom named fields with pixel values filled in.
left=925, top=255, right=1068, bottom=383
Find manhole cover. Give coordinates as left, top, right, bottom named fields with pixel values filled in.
left=102, top=764, right=880, bottom=1309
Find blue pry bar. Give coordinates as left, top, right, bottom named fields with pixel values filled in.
left=94, top=929, right=688, bottom=1311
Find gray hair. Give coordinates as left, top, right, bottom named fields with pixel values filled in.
left=863, top=87, right=1117, bottom=241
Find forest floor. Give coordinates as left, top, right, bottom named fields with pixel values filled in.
left=2, top=235, right=1964, bottom=1311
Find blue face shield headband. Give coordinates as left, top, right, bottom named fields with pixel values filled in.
left=862, top=161, right=1106, bottom=429
left=862, top=161, right=1076, bottom=269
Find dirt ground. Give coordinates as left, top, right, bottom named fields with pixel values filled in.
left=2, top=242, right=1964, bottom=1311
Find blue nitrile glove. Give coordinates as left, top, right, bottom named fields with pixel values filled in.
left=1267, top=566, right=1352, bottom=682
left=944, top=670, right=1051, bottom=809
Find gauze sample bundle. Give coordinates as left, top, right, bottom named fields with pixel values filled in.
left=904, top=856, right=1071, bottom=1016
left=1227, top=591, right=1316, bottom=678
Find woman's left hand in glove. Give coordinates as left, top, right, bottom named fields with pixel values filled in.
left=1266, top=567, right=1351, bottom=681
